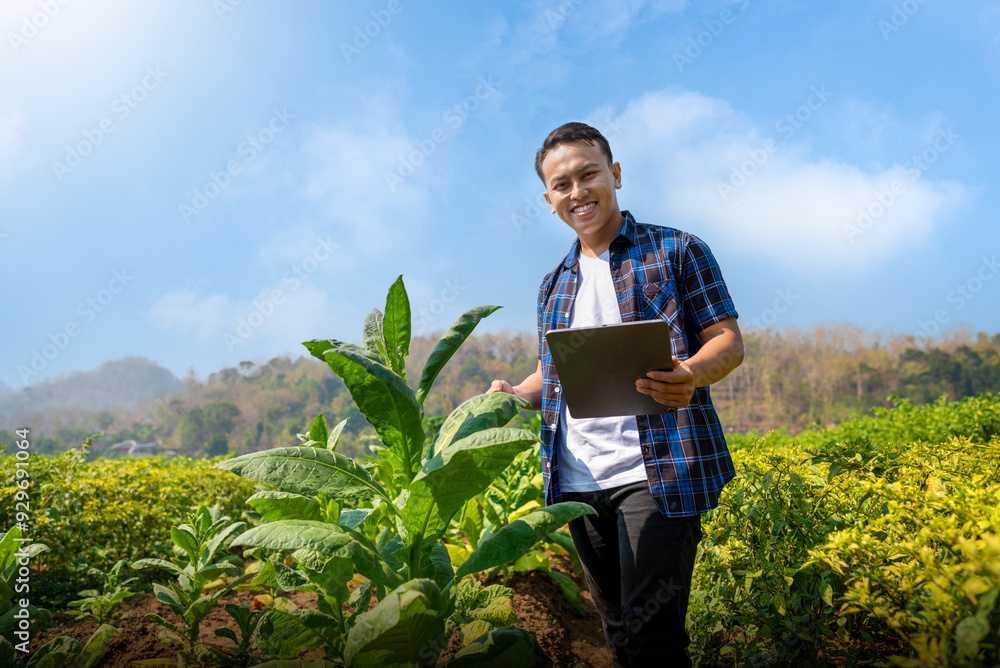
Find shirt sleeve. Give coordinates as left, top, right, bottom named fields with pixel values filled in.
left=680, top=234, right=739, bottom=332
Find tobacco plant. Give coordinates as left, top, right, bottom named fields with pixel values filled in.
left=132, top=505, right=253, bottom=667
left=0, top=526, right=117, bottom=668
left=67, top=559, right=137, bottom=625
left=217, top=276, right=594, bottom=667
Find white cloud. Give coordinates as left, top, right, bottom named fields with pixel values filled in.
left=147, top=280, right=340, bottom=355
left=598, top=90, right=968, bottom=273
left=300, top=119, right=431, bottom=253
left=148, top=287, right=234, bottom=340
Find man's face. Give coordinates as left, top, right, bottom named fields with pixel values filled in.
left=541, top=140, right=622, bottom=242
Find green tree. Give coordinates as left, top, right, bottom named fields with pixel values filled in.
left=205, top=433, right=228, bottom=457
left=203, top=401, right=240, bottom=435
left=176, top=407, right=207, bottom=449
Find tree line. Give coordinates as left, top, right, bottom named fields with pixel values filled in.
left=4, top=326, right=999, bottom=458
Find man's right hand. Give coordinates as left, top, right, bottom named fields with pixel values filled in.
left=486, top=360, right=544, bottom=410
left=488, top=380, right=516, bottom=395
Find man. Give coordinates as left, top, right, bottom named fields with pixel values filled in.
left=488, top=122, right=743, bottom=667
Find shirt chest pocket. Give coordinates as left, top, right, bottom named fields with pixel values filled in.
left=639, top=278, right=681, bottom=333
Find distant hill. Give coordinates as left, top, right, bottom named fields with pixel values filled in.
left=0, top=356, right=182, bottom=420
left=3, top=327, right=999, bottom=457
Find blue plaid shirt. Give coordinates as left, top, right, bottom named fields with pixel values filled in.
left=537, top=211, right=739, bottom=517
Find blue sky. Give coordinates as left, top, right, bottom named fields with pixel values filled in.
left=2, top=0, right=999, bottom=390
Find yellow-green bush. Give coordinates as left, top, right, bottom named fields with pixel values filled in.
left=0, top=445, right=256, bottom=608
left=808, top=439, right=1000, bottom=667
left=689, top=395, right=1000, bottom=666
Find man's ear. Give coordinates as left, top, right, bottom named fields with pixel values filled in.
left=612, top=162, right=622, bottom=189
left=543, top=191, right=556, bottom=213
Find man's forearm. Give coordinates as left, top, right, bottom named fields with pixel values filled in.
left=512, top=370, right=543, bottom=410
left=686, top=326, right=744, bottom=387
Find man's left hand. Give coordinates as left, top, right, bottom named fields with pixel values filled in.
left=635, top=356, right=694, bottom=408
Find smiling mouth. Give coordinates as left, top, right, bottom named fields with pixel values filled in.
left=572, top=202, right=597, bottom=214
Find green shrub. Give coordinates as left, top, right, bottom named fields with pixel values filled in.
left=0, top=445, right=256, bottom=609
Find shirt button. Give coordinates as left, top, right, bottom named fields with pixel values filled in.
left=554, top=386, right=560, bottom=393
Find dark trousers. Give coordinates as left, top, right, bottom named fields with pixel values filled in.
left=562, top=482, right=702, bottom=668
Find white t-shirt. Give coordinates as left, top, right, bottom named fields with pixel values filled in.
left=556, top=250, right=647, bottom=492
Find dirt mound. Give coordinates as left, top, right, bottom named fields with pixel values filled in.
left=29, top=555, right=611, bottom=667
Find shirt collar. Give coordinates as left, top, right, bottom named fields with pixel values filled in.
left=559, top=210, right=637, bottom=270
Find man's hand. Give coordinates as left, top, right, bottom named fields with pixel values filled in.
left=634, top=317, right=744, bottom=409
left=487, top=361, right=543, bottom=410
left=635, top=356, right=694, bottom=408
left=488, top=380, right=517, bottom=395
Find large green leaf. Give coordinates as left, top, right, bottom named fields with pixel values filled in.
left=415, top=305, right=501, bottom=406
left=455, top=503, right=596, bottom=578
left=25, top=636, right=83, bottom=668
left=216, top=447, right=389, bottom=503
left=252, top=560, right=310, bottom=592
left=246, top=491, right=322, bottom=522
left=344, top=579, right=444, bottom=668
left=292, top=551, right=353, bottom=602
left=255, top=608, right=340, bottom=660
left=69, top=624, right=117, bottom=668
left=430, top=393, right=528, bottom=457
left=0, top=637, right=22, bottom=668
left=169, top=526, right=198, bottom=562
left=402, top=428, right=539, bottom=542
left=233, top=522, right=377, bottom=580
left=0, top=603, right=50, bottom=639
left=439, top=626, right=552, bottom=668
left=303, top=340, right=424, bottom=483
left=383, top=275, right=411, bottom=376
left=361, top=308, right=388, bottom=363
left=131, top=558, right=185, bottom=578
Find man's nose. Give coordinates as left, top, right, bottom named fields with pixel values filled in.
left=570, top=180, right=588, bottom=199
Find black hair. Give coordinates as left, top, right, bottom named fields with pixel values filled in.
left=534, top=122, right=613, bottom=183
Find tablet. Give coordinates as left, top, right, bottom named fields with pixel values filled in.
left=545, top=320, right=676, bottom=419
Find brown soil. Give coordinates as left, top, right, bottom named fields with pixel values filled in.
left=28, top=553, right=612, bottom=668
